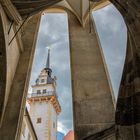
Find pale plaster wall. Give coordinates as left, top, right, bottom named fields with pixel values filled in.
left=29, top=69, right=58, bottom=140
left=20, top=116, right=36, bottom=140
left=30, top=102, right=49, bottom=140
left=29, top=101, right=57, bottom=140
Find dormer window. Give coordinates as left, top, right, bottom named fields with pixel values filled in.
left=41, top=79, right=45, bottom=83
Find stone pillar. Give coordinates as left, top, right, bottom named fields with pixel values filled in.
left=112, top=0, right=140, bottom=139
left=0, top=14, right=41, bottom=140
left=68, top=12, right=115, bottom=139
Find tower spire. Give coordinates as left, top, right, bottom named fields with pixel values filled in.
left=46, top=47, right=50, bottom=69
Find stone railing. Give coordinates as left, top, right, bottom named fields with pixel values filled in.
left=30, top=91, right=57, bottom=98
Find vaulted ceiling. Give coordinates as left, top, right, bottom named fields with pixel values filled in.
left=0, top=0, right=109, bottom=25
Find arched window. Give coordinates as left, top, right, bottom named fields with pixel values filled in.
left=28, top=12, right=73, bottom=135
left=36, top=118, right=42, bottom=123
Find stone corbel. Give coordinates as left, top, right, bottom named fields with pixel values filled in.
left=0, top=0, right=22, bottom=24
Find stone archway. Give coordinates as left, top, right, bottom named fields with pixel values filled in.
left=35, top=6, right=116, bottom=139
left=44, top=2, right=140, bottom=139
left=0, top=0, right=139, bottom=140
left=0, top=4, right=7, bottom=124
left=0, top=12, right=41, bottom=140
left=108, top=1, right=140, bottom=139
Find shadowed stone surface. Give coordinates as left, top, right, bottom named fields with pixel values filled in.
left=0, top=5, right=6, bottom=122
left=0, top=14, right=41, bottom=140
left=111, top=1, right=140, bottom=140
left=68, top=11, right=115, bottom=139
left=0, top=0, right=140, bottom=140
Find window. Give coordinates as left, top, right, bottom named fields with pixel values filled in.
left=37, top=118, right=42, bottom=123
left=36, top=78, right=39, bottom=85
left=53, top=122, right=55, bottom=128
left=37, top=90, right=41, bottom=94
left=43, top=89, right=46, bottom=94
left=41, top=79, right=45, bottom=83
left=28, top=133, right=31, bottom=140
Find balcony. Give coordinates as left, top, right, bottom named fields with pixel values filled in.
left=30, top=91, right=57, bottom=98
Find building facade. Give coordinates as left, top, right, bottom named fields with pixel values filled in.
left=27, top=49, right=61, bottom=140
left=20, top=108, right=38, bottom=140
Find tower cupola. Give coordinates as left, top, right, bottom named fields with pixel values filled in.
left=35, top=48, right=55, bottom=85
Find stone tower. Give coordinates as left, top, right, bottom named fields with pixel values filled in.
left=27, top=48, right=61, bottom=140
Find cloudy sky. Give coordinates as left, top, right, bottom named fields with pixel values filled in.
left=92, top=4, right=127, bottom=99
left=28, top=3, right=127, bottom=136
left=29, top=13, right=73, bottom=135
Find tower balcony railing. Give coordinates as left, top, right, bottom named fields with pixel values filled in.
left=30, top=91, right=57, bottom=98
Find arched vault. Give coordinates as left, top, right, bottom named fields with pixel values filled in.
left=1, top=0, right=109, bottom=26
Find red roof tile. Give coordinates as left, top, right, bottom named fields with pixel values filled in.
left=63, top=131, right=74, bottom=140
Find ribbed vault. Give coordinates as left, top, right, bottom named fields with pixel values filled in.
left=1, top=0, right=109, bottom=25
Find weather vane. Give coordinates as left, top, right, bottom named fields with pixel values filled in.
left=46, top=46, right=51, bottom=69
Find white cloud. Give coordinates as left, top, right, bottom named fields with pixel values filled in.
left=57, top=121, right=69, bottom=135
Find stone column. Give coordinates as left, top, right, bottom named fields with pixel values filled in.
left=68, top=11, right=115, bottom=139
left=112, top=0, right=140, bottom=139
left=0, top=14, right=41, bottom=140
